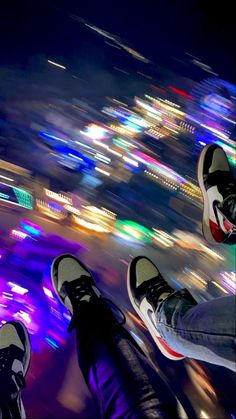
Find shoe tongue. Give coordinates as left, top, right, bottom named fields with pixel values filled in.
left=159, top=292, right=170, bottom=301
left=136, top=276, right=158, bottom=299
left=12, top=359, right=23, bottom=375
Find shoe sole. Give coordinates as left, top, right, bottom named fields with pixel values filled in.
left=197, top=144, right=218, bottom=245
left=127, top=261, right=184, bottom=361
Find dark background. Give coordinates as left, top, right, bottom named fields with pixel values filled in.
left=0, top=0, right=235, bottom=82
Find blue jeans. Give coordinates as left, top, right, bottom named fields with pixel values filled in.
left=157, top=289, right=236, bottom=371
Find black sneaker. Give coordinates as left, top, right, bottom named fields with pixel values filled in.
left=198, top=144, right=236, bottom=245
left=127, top=256, right=184, bottom=361
left=51, top=254, right=101, bottom=315
left=51, top=254, right=128, bottom=337
left=0, top=321, right=30, bottom=418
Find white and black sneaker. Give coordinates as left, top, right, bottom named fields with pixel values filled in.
left=51, top=254, right=101, bottom=313
left=0, top=321, right=30, bottom=418
left=127, top=256, right=184, bottom=361
left=51, top=254, right=126, bottom=333
left=198, top=144, right=236, bottom=245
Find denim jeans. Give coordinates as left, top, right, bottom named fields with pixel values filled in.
left=157, top=289, right=236, bottom=371
left=74, top=299, right=179, bottom=419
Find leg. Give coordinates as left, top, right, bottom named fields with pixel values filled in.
left=128, top=256, right=236, bottom=371
left=157, top=290, right=236, bottom=371
left=51, top=254, right=179, bottom=419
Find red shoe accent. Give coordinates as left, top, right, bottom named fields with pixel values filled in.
left=223, top=218, right=235, bottom=233
left=209, top=220, right=226, bottom=243
left=155, top=336, right=184, bottom=358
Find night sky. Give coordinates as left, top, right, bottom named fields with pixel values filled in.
left=1, top=0, right=235, bottom=82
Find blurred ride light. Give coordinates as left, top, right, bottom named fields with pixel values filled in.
left=85, top=206, right=116, bottom=219
left=95, top=153, right=111, bottom=164
left=81, top=124, right=107, bottom=140
left=110, top=124, right=140, bottom=137
left=44, top=189, right=72, bottom=204
left=21, top=220, right=43, bottom=237
left=47, top=60, right=66, bottom=70
left=144, top=170, right=179, bottom=190
left=200, top=124, right=230, bottom=141
left=72, top=205, right=116, bottom=233
left=0, top=193, right=9, bottom=199
left=115, top=220, right=152, bottom=243
left=220, top=272, right=236, bottom=294
left=0, top=183, right=33, bottom=210
left=64, top=205, right=81, bottom=216
left=108, top=148, right=123, bottom=157
left=10, top=229, right=28, bottom=241
left=39, top=132, right=68, bottom=144
left=72, top=217, right=111, bottom=233
left=168, top=85, right=193, bottom=100
left=37, top=200, right=67, bottom=220
left=188, top=270, right=207, bottom=286
left=123, top=156, right=139, bottom=167
left=93, top=140, right=109, bottom=150
left=211, top=281, right=229, bottom=294
left=95, top=167, right=110, bottom=176
left=113, top=137, right=136, bottom=151
left=199, top=244, right=224, bottom=261
left=8, top=283, right=29, bottom=295
left=144, top=95, right=186, bottom=116
left=0, top=175, right=14, bottom=182
left=13, top=311, right=31, bottom=324
left=146, top=128, right=165, bottom=139
left=13, top=187, right=33, bottom=209
left=152, top=229, right=174, bottom=248
left=136, top=99, right=162, bottom=116
left=68, top=153, right=83, bottom=162
left=127, top=311, right=148, bottom=330
left=43, top=287, right=54, bottom=299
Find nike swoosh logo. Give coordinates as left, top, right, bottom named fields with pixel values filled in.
left=140, top=297, right=157, bottom=329
left=147, top=308, right=156, bottom=328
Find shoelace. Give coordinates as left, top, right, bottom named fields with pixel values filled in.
left=62, top=276, right=126, bottom=331
left=144, top=276, right=173, bottom=309
left=14, top=372, right=26, bottom=390
left=218, top=172, right=236, bottom=198
left=223, top=172, right=236, bottom=195
left=204, top=171, right=236, bottom=195
left=0, top=347, right=11, bottom=372
left=60, top=275, right=96, bottom=307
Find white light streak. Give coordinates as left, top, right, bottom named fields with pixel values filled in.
left=47, top=60, right=66, bottom=70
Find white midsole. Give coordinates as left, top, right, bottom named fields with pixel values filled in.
left=197, top=145, right=216, bottom=244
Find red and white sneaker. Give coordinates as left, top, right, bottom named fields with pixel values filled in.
left=127, top=256, right=184, bottom=361
left=198, top=144, right=236, bottom=245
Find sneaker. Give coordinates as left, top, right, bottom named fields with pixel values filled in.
left=198, top=144, right=236, bottom=245
left=0, top=321, right=30, bottom=418
left=50, top=255, right=148, bottom=355
left=127, top=256, right=184, bottom=361
left=51, top=254, right=101, bottom=315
